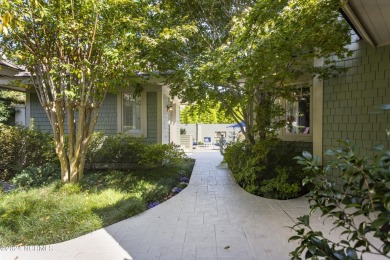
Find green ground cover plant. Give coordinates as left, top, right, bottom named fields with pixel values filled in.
left=0, top=160, right=194, bottom=246
left=0, top=127, right=193, bottom=246
left=224, top=140, right=307, bottom=199
left=290, top=140, right=390, bottom=259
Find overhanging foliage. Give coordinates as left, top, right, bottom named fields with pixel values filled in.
left=0, top=0, right=196, bottom=182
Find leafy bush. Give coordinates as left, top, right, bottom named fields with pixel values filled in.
left=224, top=140, right=307, bottom=199
left=260, top=166, right=300, bottom=199
left=86, top=133, right=144, bottom=165
left=85, top=131, right=106, bottom=164
left=0, top=90, right=25, bottom=124
left=0, top=100, right=12, bottom=123
left=260, top=142, right=309, bottom=199
left=86, top=132, right=187, bottom=169
left=290, top=140, right=390, bottom=259
left=0, top=124, right=58, bottom=180
left=224, top=140, right=273, bottom=194
left=139, top=144, right=186, bottom=168
left=12, top=163, right=60, bottom=188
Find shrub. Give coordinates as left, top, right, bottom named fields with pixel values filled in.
left=259, top=166, right=300, bottom=200
left=224, top=140, right=307, bottom=199
left=86, top=133, right=144, bottom=165
left=12, top=163, right=60, bottom=188
left=85, top=131, right=106, bottom=164
left=86, top=132, right=187, bottom=169
left=139, top=144, right=186, bottom=168
left=260, top=142, right=309, bottom=199
left=224, top=140, right=272, bottom=194
left=0, top=124, right=58, bottom=180
left=290, top=140, right=390, bottom=259
left=0, top=100, right=12, bottom=123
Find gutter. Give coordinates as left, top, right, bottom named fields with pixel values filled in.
left=340, top=4, right=375, bottom=47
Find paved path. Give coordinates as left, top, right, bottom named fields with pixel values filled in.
left=0, top=151, right=385, bottom=260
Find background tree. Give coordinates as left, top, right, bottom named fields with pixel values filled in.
left=0, top=0, right=194, bottom=182
left=0, top=89, right=24, bottom=124
left=165, top=0, right=351, bottom=144
left=160, top=0, right=353, bottom=199
left=180, top=102, right=236, bottom=124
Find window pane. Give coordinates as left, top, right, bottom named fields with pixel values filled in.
left=286, top=86, right=310, bottom=134
left=123, top=93, right=141, bottom=133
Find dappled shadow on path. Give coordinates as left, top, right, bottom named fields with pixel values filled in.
left=2, top=151, right=386, bottom=259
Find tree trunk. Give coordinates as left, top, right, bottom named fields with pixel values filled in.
left=42, top=97, right=100, bottom=183
left=69, top=155, right=86, bottom=182
left=56, top=151, right=87, bottom=182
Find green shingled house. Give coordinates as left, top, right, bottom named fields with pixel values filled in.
left=0, top=64, right=181, bottom=145
left=270, top=1, right=390, bottom=163
left=1, top=1, right=389, bottom=158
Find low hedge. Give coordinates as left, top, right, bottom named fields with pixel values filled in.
left=0, top=125, right=187, bottom=182
left=224, top=140, right=309, bottom=199
left=85, top=132, right=186, bottom=169
left=0, top=124, right=57, bottom=181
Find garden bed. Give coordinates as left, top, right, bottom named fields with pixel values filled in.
left=0, top=160, right=194, bottom=246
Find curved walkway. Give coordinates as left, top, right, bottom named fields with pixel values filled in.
left=1, top=151, right=379, bottom=260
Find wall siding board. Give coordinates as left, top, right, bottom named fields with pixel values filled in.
left=144, top=92, right=158, bottom=144
left=30, top=93, right=51, bottom=132
left=30, top=93, right=117, bottom=134
left=95, top=94, right=117, bottom=134
left=323, top=35, right=390, bottom=180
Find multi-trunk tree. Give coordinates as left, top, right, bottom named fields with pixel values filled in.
left=0, top=0, right=194, bottom=182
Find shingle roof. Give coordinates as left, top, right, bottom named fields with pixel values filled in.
left=0, top=60, right=25, bottom=71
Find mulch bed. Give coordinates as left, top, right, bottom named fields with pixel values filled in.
left=1, top=181, right=15, bottom=193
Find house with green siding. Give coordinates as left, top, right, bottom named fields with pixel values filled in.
left=276, top=1, right=390, bottom=164
left=0, top=66, right=181, bottom=145
left=1, top=1, right=389, bottom=157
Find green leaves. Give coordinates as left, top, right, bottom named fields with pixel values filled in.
left=163, top=0, right=351, bottom=146
left=1, top=0, right=200, bottom=182
left=290, top=140, right=390, bottom=259
left=180, top=101, right=237, bottom=124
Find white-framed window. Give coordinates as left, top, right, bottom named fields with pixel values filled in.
left=278, top=82, right=312, bottom=142
left=122, top=93, right=141, bottom=134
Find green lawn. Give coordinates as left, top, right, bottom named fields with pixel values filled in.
left=0, top=161, right=194, bottom=246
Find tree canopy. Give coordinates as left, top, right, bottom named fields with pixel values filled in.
left=0, top=0, right=353, bottom=182
left=180, top=102, right=236, bottom=124
left=0, top=0, right=194, bottom=182
left=165, top=0, right=352, bottom=144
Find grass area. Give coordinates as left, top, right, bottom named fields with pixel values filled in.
left=0, top=160, right=194, bottom=246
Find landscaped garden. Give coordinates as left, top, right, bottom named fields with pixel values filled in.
left=1, top=0, right=390, bottom=258
left=0, top=125, right=194, bottom=246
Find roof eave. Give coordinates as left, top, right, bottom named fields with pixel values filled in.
left=341, top=4, right=376, bottom=47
